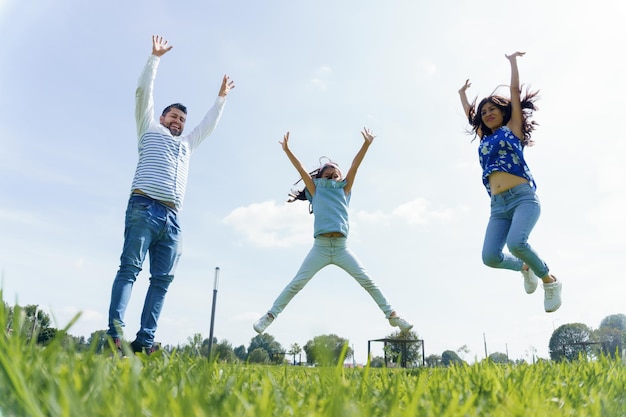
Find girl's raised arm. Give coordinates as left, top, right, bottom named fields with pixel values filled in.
left=343, top=127, right=374, bottom=195
left=506, top=52, right=525, bottom=139
left=280, top=132, right=316, bottom=197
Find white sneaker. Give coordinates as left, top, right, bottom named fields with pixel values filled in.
left=543, top=279, right=562, bottom=313
left=522, top=268, right=539, bottom=294
left=253, top=313, right=275, bottom=334
left=389, top=315, right=413, bottom=332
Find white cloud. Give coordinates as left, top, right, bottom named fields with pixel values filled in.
left=315, top=65, right=332, bottom=76
left=222, top=201, right=311, bottom=248
left=354, top=198, right=454, bottom=226
left=392, top=198, right=453, bottom=224
left=224, top=198, right=456, bottom=249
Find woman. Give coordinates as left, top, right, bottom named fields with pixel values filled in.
left=458, top=52, right=562, bottom=312
left=253, top=128, right=413, bottom=333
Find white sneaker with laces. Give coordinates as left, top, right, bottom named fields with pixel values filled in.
left=389, top=315, right=413, bottom=332
left=253, top=313, right=275, bottom=334
left=543, top=279, right=562, bottom=313
left=522, top=268, right=539, bottom=294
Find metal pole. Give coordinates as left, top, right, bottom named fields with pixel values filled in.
left=483, top=333, right=488, bottom=359
left=207, top=267, right=220, bottom=361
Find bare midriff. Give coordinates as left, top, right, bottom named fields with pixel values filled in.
left=319, top=232, right=345, bottom=238
left=488, top=171, right=529, bottom=195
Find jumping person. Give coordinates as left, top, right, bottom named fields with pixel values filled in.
left=106, top=35, right=235, bottom=353
left=253, top=129, right=413, bottom=334
left=458, top=52, right=562, bottom=312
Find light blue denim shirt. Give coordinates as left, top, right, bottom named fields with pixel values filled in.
left=305, top=178, right=351, bottom=237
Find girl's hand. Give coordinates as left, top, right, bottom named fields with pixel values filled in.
left=279, top=131, right=290, bottom=151
left=361, top=127, right=375, bottom=144
left=459, top=79, right=471, bottom=94
left=505, top=51, right=525, bottom=61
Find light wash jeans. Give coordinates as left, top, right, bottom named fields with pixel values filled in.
left=107, top=194, right=182, bottom=347
left=268, top=236, right=394, bottom=318
left=482, top=183, right=549, bottom=278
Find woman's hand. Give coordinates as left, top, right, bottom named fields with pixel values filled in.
left=458, top=79, right=471, bottom=94
left=505, top=51, right=525, bottom=61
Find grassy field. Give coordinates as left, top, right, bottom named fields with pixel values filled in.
left=2, top=321, right=626, bottom=417
left=2, top=302, right=626, bottom=417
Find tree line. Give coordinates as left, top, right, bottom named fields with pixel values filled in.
left=3, top=298, right=625, bottom=366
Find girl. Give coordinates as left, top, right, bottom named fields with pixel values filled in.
left=253, top=128, right=413, bottom=333
left=458, top=52, right=562, bottom=312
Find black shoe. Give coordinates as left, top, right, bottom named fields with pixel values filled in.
left=130, top=339, right=160, bottom=355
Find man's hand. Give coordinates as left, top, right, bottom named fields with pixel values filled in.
left=218, top=75, right=235, bottom=97
left=152, top=35, right=173, bottom=57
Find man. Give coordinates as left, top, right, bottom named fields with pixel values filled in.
left=107, top=35, right=234, bottom=353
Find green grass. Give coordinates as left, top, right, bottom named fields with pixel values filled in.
left=2, top=307, right=626, bottom=416
left=2, top=339, right=626, bottom=416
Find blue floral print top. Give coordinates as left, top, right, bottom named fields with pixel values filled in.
left=478, top=126, right=536, bottom=196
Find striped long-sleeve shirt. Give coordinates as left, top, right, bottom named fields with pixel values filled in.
left=131, top=55, right=226, bottom=210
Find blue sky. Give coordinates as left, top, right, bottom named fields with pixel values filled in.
left=1, top=0, right=625, bottom=363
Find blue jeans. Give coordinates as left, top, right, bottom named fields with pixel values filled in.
left=107, top=194, right=182, bottom=347
left=482, top=183, right=549, bottom=278
left=268, top=236, right=394, bottom=318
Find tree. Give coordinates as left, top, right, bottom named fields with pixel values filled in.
left=486, top=352, right=511, bottom=364
left=441, top=350, right=465, bottom=366
left=248, top=334, right=284, bottom=364
left=593, top=327, right=624, bottom=358
left=248, top=347, right=270, bottom=364
left=594, top=314, right=626, bottom=358
left=425, top=354, right=442, bottom=367
left=303, top=334, right=352, bottom=366
left=233, top=345, right=247, bottom=362
left=186, top=333, right=205, bottom=356
left=383, top=329, right=422, bottom=367
left=212, top=339, right=236, bottom=362
left=87, top=330, right=109, bottom=353
left=457, top=345, right=471, bottom=361
left=599, top=314, right=626, bottom=331
left=37, top=327, right=57, bottom=346
left=369, top=356, right=385, bottom=368
left=288, top=343, right=303, bottom=365
left=3, top=303, right=54, bottom=343
left=549, top=323, right=593, bottom=361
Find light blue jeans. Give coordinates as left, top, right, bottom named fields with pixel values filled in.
left=482, top=183, right=549, bottom=278
left=107, top=194, right=182, bottom=347
left=268, top=236, right=394, bottom=318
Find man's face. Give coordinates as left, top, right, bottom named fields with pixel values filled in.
left=160, top=108, right=186, bottom=136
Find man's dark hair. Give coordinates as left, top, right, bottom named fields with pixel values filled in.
left=161, top=103, right=187, bottom=117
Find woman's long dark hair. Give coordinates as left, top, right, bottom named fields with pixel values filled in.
left=467, top=86, right=539, bottom=146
